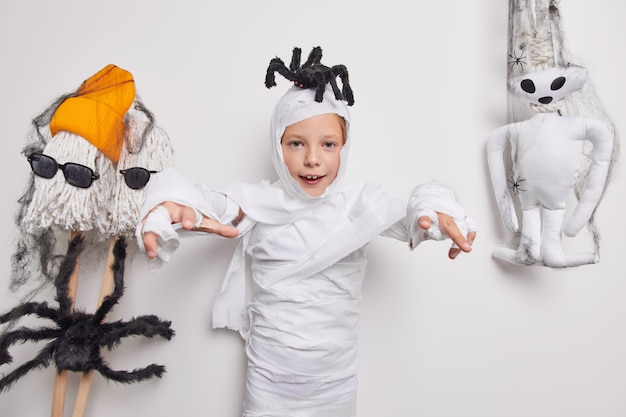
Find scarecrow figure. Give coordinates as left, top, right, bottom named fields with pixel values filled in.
left=3, top=64, right=174, bottom=417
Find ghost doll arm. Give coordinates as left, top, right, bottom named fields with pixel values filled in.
left=486, top=124, right=518, bottom=234
left=563, top=118, right=615, bottom=237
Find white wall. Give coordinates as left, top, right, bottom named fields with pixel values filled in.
left=1, top=1, right=625, bottom=416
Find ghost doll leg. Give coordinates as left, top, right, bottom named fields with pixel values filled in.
left=493, top=206, right=541, bottom=265
left=540, top=208, right=599, bottom=267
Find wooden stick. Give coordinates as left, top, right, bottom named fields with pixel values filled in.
left=51, top=231, right=82, bottom=417
left=71, top=371, right=95, bottom=417
left=50, top=371, right=69, bottom=417
left=71, top=238, right=116, bottom=417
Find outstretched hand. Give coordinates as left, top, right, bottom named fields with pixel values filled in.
left=418, top=213, right=476, bottom=259
left=142, top=201, right=239, bottom=259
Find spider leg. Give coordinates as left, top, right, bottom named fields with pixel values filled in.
left=311, top=72, right=328, bottom=103
left=264, top=58, right=281, bottom=88
left=1, top=301, right=58, bottom=323
left=55, top=235, right=85, bottom=315
left=316, top=85, right=326, bottom=103
left=327, top=77, right=344, bottom=103
left=303, top=46, right=323, bottom=67
left=95, top=361, right=166, bottom=384
left=332, top=65, right=354, bottom=106
left=99, top=316, right=174, bottom=350
left=289, top=47, right=302, bottom=72
left=94, top=238, right=127, bottom=323
left=265, top=58, right=294, bottom=88
left=269, top=60, right=302, bottom=86
left=0, top=342, right=55, bottom=393
left=1, top=327, right=60, bottom=364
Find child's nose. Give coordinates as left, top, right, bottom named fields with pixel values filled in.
left=304, top=149, right=320, bottom=166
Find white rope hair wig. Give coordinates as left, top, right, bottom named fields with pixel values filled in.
left=110, top=102, right=174, bottom=238
left=10, top=88, right=170, bottom=299
left=22, top=132, right=115, bottom=235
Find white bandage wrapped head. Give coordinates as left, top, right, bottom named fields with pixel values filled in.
left=271, top=85, right=351, bottom=199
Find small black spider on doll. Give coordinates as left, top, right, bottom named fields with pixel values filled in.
left=509, top=50, right=527, bottom=69
left=508, top=175, right=526, bottom=194
left=0, top=236, right=175, bottom=393
left=265, top=46, right=355, bottom=106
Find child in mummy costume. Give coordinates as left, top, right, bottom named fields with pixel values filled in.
left=136, top=47, right=476, bottom=416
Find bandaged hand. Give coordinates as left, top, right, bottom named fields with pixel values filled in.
left=134, top=168, right=242, bottom=270
left=138, top=201, right=239, bottom=261
left=408, top=182, right=477, bottom=259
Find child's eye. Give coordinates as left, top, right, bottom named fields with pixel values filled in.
left=288, top=140, right=303, bottom=147
left=323, top=142, right=338, bottom=149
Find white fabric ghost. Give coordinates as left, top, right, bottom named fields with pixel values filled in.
left=137, top=84, right=471, bottom=416
left=487, top=65, right=614, bottom=267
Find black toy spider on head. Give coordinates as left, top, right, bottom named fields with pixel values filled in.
left=0, top=236, right=174, bottom=393
left=265, top=46, right=355, bottom=106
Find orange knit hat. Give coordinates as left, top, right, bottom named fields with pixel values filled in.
left=49, top=64, right=136, bottom=163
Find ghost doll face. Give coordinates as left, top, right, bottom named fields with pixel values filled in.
left=508, top=65, right=587, bottom=105
left=280, top=113, right=345, bottom=197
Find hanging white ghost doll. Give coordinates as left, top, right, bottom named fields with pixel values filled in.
left=487, top=0, right=617, bottom=267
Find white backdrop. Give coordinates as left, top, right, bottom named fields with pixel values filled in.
left=1, top=1, right=625, bottom=416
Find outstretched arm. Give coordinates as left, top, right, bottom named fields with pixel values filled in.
left=142, top=202, right=241, bottom=259
left=135, top=168, right=242, bottom=268
left=383, top=181, right=476, bottom=259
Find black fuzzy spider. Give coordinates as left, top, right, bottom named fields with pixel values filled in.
left=0, top=236, right=174, bottom=393
left=265, top=46, right=355, bottom=106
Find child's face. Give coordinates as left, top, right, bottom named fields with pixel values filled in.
left=281, top=113, right=345, bottom=197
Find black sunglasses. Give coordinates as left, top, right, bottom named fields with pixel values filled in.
left=119, top=167, right=158, bottom=190
left=27, top=152, right=100, bottom=189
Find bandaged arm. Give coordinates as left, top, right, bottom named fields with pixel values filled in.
left=382, top=181, right=476, bottom=249
left=135, top=167, right=241, bottom=269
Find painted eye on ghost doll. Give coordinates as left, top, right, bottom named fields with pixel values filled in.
left=521, top=79, right=536, bottom=94
left=551, top=76, right=566, bottom=91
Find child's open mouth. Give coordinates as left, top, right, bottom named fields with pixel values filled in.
left=301, top=175, right=325, bottom=184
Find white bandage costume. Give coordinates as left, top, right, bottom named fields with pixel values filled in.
left=137, top=85, right=473, bottom=416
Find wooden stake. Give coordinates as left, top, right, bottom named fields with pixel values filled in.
left=71, top=238, right=116, bottom=417
left=51, top=232, right=82, bottom=417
